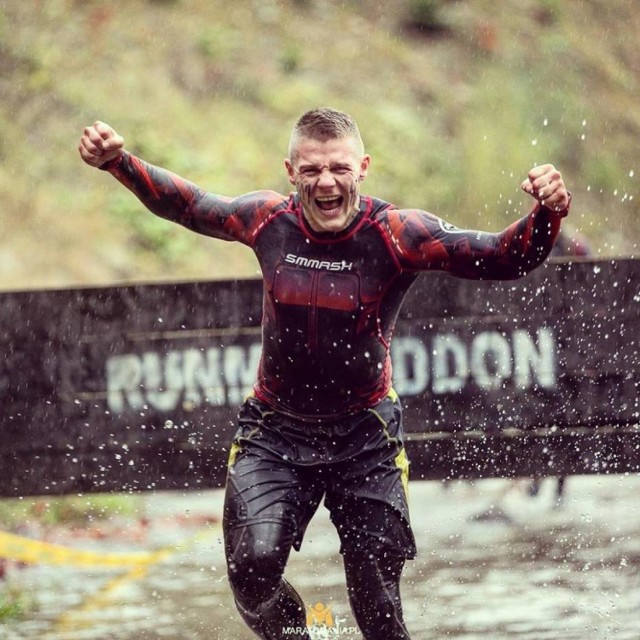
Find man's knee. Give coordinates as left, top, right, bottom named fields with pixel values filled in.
left=226, top=521, right=292, bottom=605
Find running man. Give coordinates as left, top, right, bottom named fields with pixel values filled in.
left=79, top=108, right=570, bottom=640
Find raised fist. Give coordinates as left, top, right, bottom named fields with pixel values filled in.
left=521, top=164, right=570, bottom=213
left=78, top=120, right=125, bottom=168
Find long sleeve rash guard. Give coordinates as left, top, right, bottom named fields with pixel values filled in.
left=103, top=152, right=567, bottom=420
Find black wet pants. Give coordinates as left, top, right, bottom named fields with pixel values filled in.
left=223, top=394, right=415, bottom=640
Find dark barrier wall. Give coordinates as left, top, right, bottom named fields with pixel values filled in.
left=1, top=259, right=639, bottom=497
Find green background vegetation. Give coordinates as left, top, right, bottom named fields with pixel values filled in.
left=0, top=0, right=638, bottom=290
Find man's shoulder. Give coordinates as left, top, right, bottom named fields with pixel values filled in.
left=236, top=190, right=291, bottom=209
left=231, top=190, right=294, bottom=226
left=223, top=191, right=294, bottom=245
left=362, top=195, right=397, bottom=219
left=366, top=199, right=441, bottom=225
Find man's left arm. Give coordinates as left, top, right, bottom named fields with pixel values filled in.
left=386, top=164, right=571, bottom=280
left=488, top=163, right=571, bottom=277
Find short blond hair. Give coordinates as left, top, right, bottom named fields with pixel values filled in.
left=288, top=107, right=364, bottom=161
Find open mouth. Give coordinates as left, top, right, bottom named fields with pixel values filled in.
left=315, top=195, right=344, bottom=212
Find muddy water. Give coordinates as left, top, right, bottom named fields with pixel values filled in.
left=2, top=475, right=640, bottom=639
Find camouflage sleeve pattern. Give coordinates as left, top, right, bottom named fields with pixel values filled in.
left=102, top=151, right=288, bottom=246
left=382, top=203, right=567, bottom=280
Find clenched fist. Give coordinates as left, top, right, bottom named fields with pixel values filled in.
left=521, top=164, right=570, bottom=213
left=78, top=121, right=125, bottom=168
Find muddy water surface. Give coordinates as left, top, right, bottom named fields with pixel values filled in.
left=2, top=475, right=639, bottom=639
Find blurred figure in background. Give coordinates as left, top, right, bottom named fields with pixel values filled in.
left=527, top=226, right=593, bottom=508
left=549, top=226, right=592, bottom=258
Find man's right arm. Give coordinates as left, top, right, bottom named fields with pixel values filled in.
left=79, top=121, right=286, bottom=246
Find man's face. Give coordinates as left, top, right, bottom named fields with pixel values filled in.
left=285, top=136, right=370, bottom=233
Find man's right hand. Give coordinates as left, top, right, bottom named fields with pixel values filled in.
left=78, top=121, right=125, bottom=168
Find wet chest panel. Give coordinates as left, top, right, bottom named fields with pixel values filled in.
left=257, top=221, right=396, bottom=310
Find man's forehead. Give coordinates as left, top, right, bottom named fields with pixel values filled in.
left=292, top=136, right=362, bottom=165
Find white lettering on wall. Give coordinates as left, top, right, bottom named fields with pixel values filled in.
left=391, top=337, right=429, bottom=396
left=223, top=345, right=262, bottom=404
left=183, top=348, right=225, bottom=405
left=105, top=329, right=558, bottom=414
left=107, top=354, right=144, bottom=413
left=512, top=328, right=556, bottom=389
left=470, top=332, right=512, bottom=391
left=391, top=328, right=557, bottom=399
left=431, top=334, right=469, bottom=394
left=144, top=352, right=182, bottom=412
left=106, top=344, right=262, bottom=413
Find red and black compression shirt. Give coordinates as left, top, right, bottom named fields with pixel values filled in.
left=104, top=152, right=567, bottom=420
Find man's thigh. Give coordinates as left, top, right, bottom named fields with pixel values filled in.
left=325, top=394, right=416, bottom=558
left=223, top=400, right=325, bottom=554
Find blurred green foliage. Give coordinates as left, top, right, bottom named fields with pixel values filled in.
left=0, top=0, right=638, bottom=290
left=0, top=584, right=30, bottom=622
left=0, top=494, right=144, bottom=529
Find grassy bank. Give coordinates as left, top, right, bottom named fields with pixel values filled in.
left=0, top=0, right=637, bottom=291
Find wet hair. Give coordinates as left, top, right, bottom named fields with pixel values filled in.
left=288, top=107, right=364, bottom=161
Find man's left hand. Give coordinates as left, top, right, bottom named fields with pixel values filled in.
left=521, top=164, right=570, bottom=212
